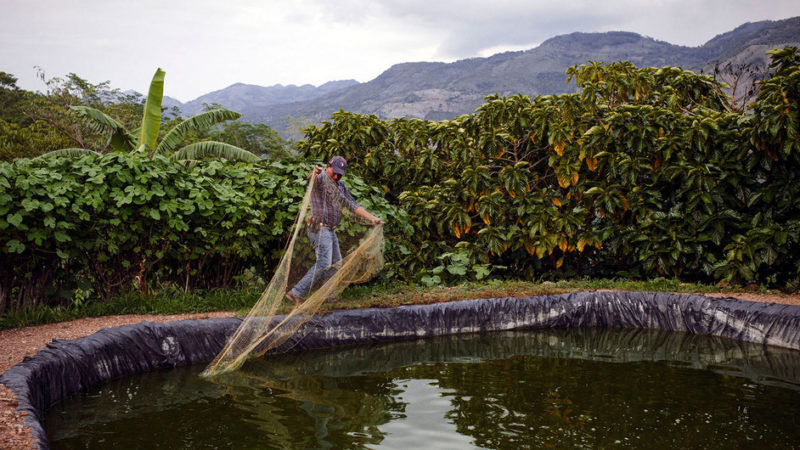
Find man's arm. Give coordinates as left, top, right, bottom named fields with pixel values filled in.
left=355, top=206, right=385, bottom=226
left=336, top=180, right=384, bottom=226
left=315, top=165, right=385, bottom=226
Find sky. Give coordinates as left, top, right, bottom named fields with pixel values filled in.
left=2, top=0, right=800, bottom=102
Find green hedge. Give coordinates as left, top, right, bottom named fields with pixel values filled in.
left=0, top=154, right=408, bottom=315
left=299, top=48, right=800, bottom=289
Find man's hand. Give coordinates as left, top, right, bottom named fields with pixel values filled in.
left=307, top=166, right=323, bottom=180
left=355, top=207, right=385, bottom=226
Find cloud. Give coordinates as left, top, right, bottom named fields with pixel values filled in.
left=2, top=0, right=800, bottom=100
left=309, top=0, right=635, bottom=58
left=309, top=0, right=800, bottom=57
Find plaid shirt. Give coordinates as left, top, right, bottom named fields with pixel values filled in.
left=310, top=172, right=360, bottom=227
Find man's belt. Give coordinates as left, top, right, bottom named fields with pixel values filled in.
left=307, top=216, right=337, bottom=232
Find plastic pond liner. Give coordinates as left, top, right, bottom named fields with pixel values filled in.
left=44, top=327, right=800, bottom=448
left=3, top=291, right=800, bottom=448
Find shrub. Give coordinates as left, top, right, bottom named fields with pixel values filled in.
left=0, top=153, right=408, bottom=315
left=299, top=50, right=800, bottom=289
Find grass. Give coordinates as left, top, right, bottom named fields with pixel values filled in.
left=331, top=277, right=764, bottom=312
left=0, top=277, right=787, bottom=330
left=0, top=286, right=260, bottom=331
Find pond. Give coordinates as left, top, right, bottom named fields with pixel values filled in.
left=45, top=328, right=800, bottom=449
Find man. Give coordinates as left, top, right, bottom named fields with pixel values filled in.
left=286, top=156, right=384, bottom=305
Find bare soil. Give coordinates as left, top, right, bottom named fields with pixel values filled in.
left=2, top=292, right=800, bottom=449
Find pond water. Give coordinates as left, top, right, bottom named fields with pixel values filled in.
left=45, top=328, right=800, bottom=449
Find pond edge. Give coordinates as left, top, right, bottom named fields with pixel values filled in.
left=3, top=291, right=800, bottom=449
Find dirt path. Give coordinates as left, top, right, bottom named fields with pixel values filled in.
left=2, top=291, right=800, bottom=449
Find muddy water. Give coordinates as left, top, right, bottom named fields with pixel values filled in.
left=45, top=328, right=800, bottom=448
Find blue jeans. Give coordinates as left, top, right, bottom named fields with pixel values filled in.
left=291, top=227, right=341, bottom=299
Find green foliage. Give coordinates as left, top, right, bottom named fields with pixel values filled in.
left=140, top=68, right=166, bottom=151
left=752, top=47, right=800, bottom=161
left=0, top=70, right=144, bottom=160
left=3, top=51, right=799, bottom=322
left=0, top=72, right=31, bottom=126
left=0, top=286, right=260, bottom=330
left=45, top=68, right=259, bottom=162
left=0, top=154, right=405, bottom=316
left=157, top=108, right=241, bottom=155
left=31, top=148, right=102, bottom=160
left=206, top=121, right=293, bottom=159
left=300, top=49, right=800, bottom=290
left=0, top=119, right=73, bottom=160
left=417, top=247, right=503, bottom=287
left=172, top=141, right=261, bottom=162
left=70, top=105, right=138, bottom=151
left=0, top=68, right=294, bottom=163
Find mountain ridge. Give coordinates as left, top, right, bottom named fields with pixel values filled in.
left=175, top=79, right=359, bottom=116
left=166, top=16, right=800, bottom=136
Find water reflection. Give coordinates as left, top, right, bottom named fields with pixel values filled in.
left=377, top=379, right=480, bottom=449
left=246, top=327, right=800, bottom=387
left=46, top=328, right=800, bottom=449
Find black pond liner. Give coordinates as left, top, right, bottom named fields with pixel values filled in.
left=3, top=291, right=800, bottom=449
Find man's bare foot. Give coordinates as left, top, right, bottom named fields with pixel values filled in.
left=285, top=291, right=302, bottom=306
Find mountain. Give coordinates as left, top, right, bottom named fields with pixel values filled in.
left=244, top=16, right=800, bottom=135
left=250, top=31, right=701, bottom=130
left=161, top=95, right=184, bottom=111
left=168, top=17, right=800, bottom=136
left=697, top=17, right=800, bottom=72
left=166, top=80, right=359, bottom=117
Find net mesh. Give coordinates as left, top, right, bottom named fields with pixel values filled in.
left=202, top=173, right=385, bottom=377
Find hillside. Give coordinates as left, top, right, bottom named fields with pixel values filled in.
left=168, top=79, right=359, bottom=116
left=173, top=17, right=800, bottom=136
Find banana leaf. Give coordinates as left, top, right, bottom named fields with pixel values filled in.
left=156, top=109, right=241, bottom=155
left=172, top=141, right=261, bottom=162
left=70, top=106, right=137, bottom=151
left=32, top=148, right=103, bottom=160
left=140, top=68, right=165, bottom=152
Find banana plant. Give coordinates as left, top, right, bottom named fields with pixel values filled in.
left=32, top=148, right=103, bottom=160
left=58, top=68, right=260, bottom=162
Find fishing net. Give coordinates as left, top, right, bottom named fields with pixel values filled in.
left=202, top=172, right=385, bottom=377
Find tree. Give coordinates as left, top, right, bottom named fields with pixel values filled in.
left=21, top=69, right=144, bottom=152
left=207, top=122, right=292, bottom=159
left=299, top=51, right=800, bottom=288
left=49, top=68, right=261, bottom=162
left=0, top=71, right=76, bottom=161
left=183, top=103, right=291, bottom=159
left=284, top=115, right=314, bottom=142
left=707, top=62, right=768, bottom=112
left=0, top=119, right=74, bottom=161
left=0, top=72, right=29, bottom=125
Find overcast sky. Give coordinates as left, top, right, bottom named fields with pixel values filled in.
left=2, top=0, right=799, bottom=102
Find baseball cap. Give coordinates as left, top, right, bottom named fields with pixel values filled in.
left=329, top=156, right=347, bottom=176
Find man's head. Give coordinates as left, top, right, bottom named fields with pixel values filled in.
left=327, top=156, right=347, bottom=181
